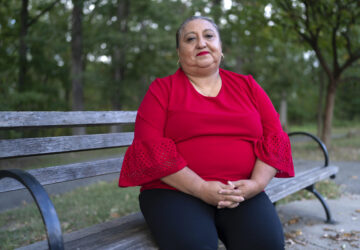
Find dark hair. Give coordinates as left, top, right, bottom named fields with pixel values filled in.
left=176, top=16, right=220, bottom=49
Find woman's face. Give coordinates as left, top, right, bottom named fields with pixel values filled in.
left=177, top=19, right=222, bottom=74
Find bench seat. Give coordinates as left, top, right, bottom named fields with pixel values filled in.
left=17, top=165, right=338, bottom=250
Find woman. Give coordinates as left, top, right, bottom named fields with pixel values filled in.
left=119, top=16, right=294, bottom=250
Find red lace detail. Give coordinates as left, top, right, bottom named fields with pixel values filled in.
left=255, top=131, right=295, bottom=178
left=119, top=138, right=187, bottom=187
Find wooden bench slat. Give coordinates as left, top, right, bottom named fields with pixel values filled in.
left=17, top=211, right=225, bottom=250
left=17, top=212, right=157, bottom=250
left=18, top=166, right=339, bottom=250
left=266, top=166, right=339, bottom=202
left=0, top=157, right=124, bottom=193
left=0, top=133, right=134, bottom=158
left=0, top=111, right=137, bottom=128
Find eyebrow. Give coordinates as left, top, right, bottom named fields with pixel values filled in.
left=183, top=29, right=216, bottom=37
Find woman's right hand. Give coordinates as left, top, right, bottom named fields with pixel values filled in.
left=198, top=181, right=244, bottom=207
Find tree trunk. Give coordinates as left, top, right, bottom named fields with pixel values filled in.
left=71, top=0, right=85, bottom=135
left=19, top=0, right=29, bottom=92
left=112, top=45, right=124, bottom=111
left=112, top=0, right=129, bottom=111
left=280, top=90, right=288, bottom=132
left=110, top=41, right=124, bottom=133
left=316, top=71, right=325, bottom=138
left=321, top=79, right=338, bottom=147
left=110, top=0, right=129, bottom=133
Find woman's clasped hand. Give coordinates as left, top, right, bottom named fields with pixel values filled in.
left=200, top=178, right=265, bottom=209
left=216, top=179, right=265, bottom=209
left=199, top=180, right=245, bottom=209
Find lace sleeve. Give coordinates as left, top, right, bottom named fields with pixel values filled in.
left=118, top=137, right=187, bottom=187
left=254, top=131, right=295, bottom=178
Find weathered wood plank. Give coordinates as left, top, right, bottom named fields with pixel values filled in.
left=0, top=132, right=134, bottom=158
left=266, top=166, right=339, bottom=202
left=64, top=213, right=156, bottom=250
left=17, top=212, right=157, bottom=250
left=0, top=111, right=137, bottom=128
left=17, top=212, right=227, bottom=250
left=0, top=157, right=124, bottom=193
left=17, top=166, right=339, bottom=250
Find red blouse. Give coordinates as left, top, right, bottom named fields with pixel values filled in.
left=119, top=68, right=294, bottom=191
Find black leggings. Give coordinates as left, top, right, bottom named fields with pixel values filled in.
left=139, top=189, right=284, bottom=250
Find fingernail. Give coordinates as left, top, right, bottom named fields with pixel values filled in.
left=228, top=181, right=234, bottom=187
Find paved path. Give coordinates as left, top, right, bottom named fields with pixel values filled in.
left=279, top=160, right=360, bottom=249
left=279, top=194, right=360, bottom=250
left=332, top=161, right=360, bottom=194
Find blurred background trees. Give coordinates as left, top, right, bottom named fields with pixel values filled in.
left=0, top=0, right=359, bottom=145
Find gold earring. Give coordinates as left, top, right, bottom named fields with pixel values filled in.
left=221, top=53, right=224, bottom=60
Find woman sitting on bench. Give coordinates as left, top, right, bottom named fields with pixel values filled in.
left=119, top=16, right=294, bottom=250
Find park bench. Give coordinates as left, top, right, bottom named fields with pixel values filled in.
left=0, top=111, right=339, bottom=250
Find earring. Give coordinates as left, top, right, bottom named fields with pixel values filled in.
left=177, top=59, right=180, bottom=66
left=221, top=53, right=225, bottom=60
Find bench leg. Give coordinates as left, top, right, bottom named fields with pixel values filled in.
left=305, top=185, right=336, bottom=224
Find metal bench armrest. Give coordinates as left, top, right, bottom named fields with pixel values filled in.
left=288, top=131, right=329, bottom=167
left=0, top=169, right=64, bottom=250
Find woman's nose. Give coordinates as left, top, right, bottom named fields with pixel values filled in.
left=196, top=37, right=206, bottom=48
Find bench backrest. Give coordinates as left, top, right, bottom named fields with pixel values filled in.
left=0, top=111, right=137, bottom=193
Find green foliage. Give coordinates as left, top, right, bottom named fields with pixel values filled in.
left=335, top=64, right=360, bottom=120
left=0, top=0, right=359, bottom=124
left=271, top=0, right=360, bottom=126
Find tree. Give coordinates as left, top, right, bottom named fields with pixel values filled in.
left=1, top=0, right=358, bottom=129
left=18, top=0, right=60, bottom=92
left=112, top=0, right=129, bottom=112
left=273, top=0, right=360, bottom=146
left=71, top=0, right=85, bottom=134
left=19, top=0, right=29, bottom=92
left=221, top=0, right=314, bottom=130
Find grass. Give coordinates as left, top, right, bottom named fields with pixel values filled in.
left=0, top=181, right=139, bottom=250
left=276, top=179, right=341, bottom=205
left=1, top=122, right=358, bottom=249
left=289, top=122, right=360, bottom=162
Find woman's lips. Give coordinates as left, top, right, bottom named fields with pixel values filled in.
left=196, top=51, right=209, bottom=56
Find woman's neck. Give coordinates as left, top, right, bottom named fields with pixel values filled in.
left=186, top=69, right=222, bottom=97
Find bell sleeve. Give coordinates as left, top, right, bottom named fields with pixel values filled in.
left=249, top=76, right=295, bottom=178
left=119, top=79, right=187, bottom=187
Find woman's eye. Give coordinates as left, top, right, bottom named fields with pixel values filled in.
left=186, top=37, right=195, bottom=42
left=205, top=34, right=214, bottom=39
